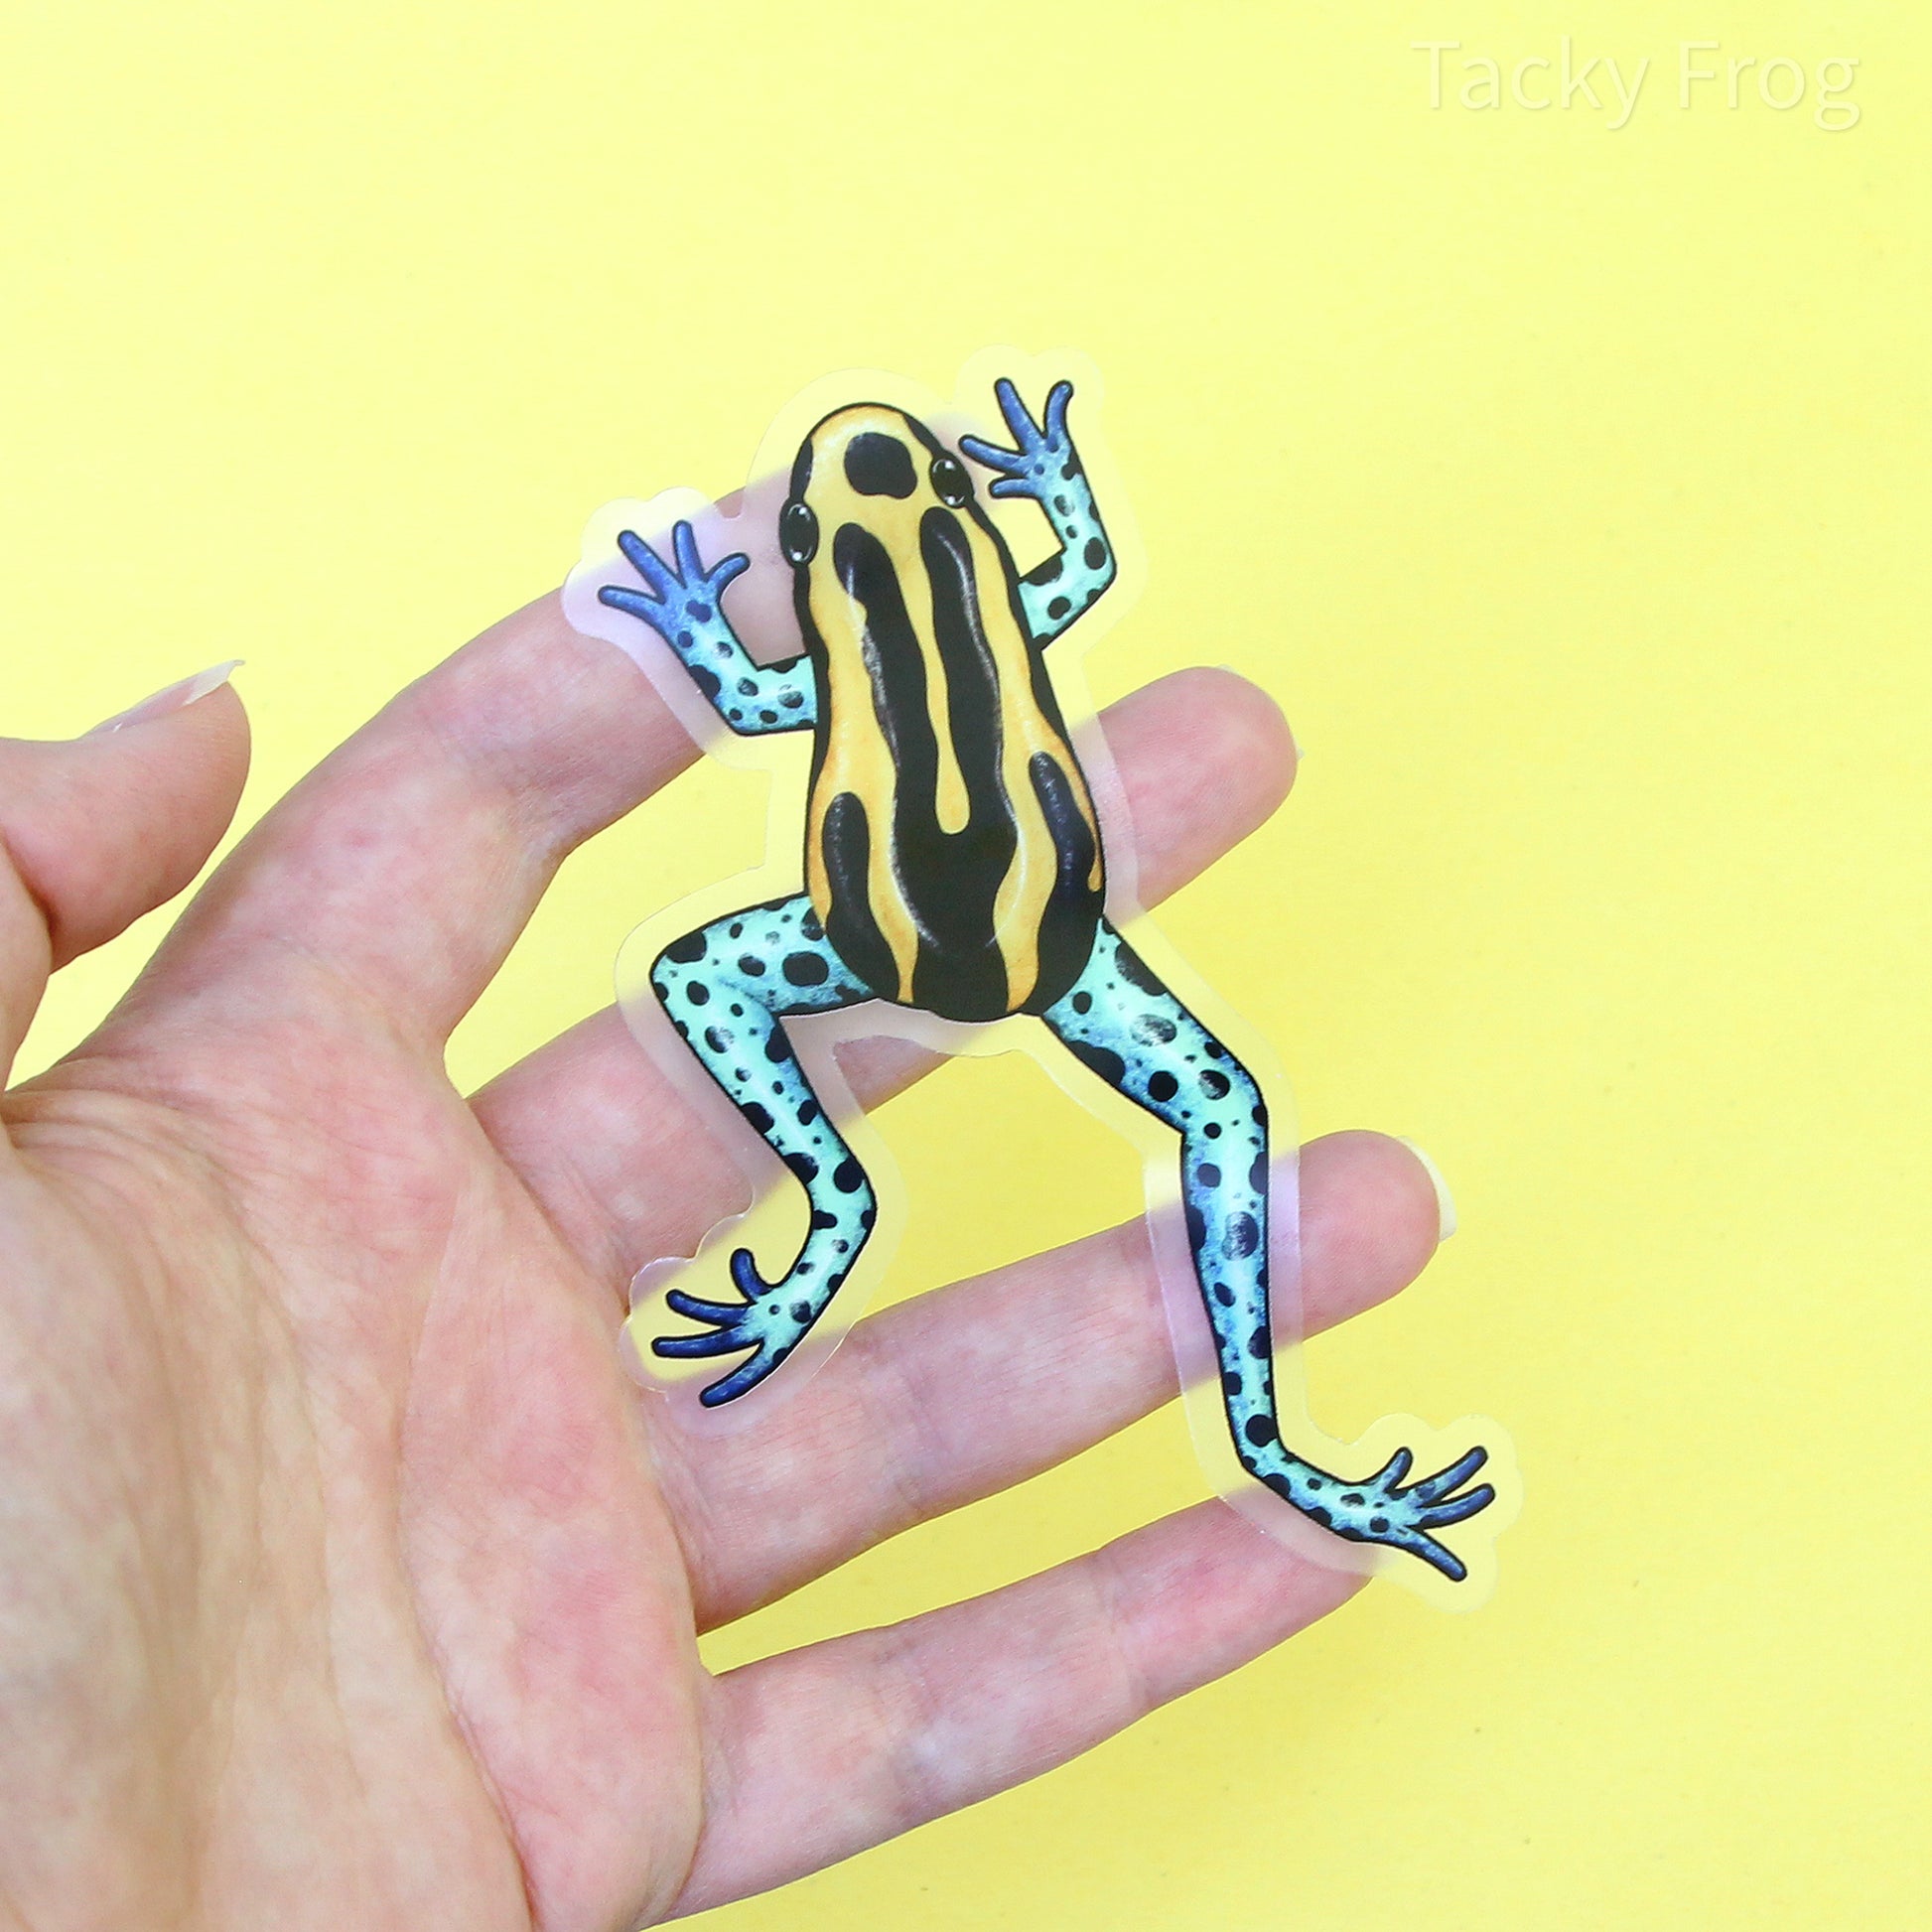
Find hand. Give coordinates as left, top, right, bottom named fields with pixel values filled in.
left=0, top=606, right=1449, bottom=1928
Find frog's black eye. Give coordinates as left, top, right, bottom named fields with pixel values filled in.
left=780, top=498, right=819, bottom=565
left=929, top=454, right=972, bottom=507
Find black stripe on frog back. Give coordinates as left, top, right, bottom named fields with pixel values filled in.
left=1021, top=750, right=1106, bottom=1012
left=908, top=504, right=1029, bottom=1017
left=819, top=790, right=898, bottom=1001
left=825, top=517, right=1014, bottom=1021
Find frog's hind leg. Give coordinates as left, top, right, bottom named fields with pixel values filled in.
left=1040, top=922, right=1496, bottom=1582
left=647, top=893, right=878, bottom=1406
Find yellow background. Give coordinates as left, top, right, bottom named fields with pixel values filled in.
left=4, top=2, right=1926, bottom=1925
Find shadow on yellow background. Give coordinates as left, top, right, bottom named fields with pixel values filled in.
left=5, top=3, right=1925, bottom=1925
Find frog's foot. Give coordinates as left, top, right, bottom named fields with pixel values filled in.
left=599, top=521, right=815, bottom=737
left=599, top=520, right=751, bottom=640
left=960, top=376, right=1114, bottom=640
left=649, top=1143, right=879, bottom=1408
left=653, top=1244, right=861, bottom=1405
left=1282, top=1447, right=1496, bottom=1584
left=958, top=376, right=1077, bottom=503
left=646, top=893, right=877, bottom=1404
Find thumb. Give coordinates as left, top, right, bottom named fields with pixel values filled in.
left=1, top=663, right=250, bottom=1069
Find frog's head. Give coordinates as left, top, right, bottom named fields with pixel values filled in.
left=779, top=403, right=979, bottom=577
left=779, top=404, right=1012, bottom=686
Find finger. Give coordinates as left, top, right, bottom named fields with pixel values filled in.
left=135, top=594, right=699, bottom=1050
left=673, top=1498, right=1359, bottom=1916
left=658, top=1130, right=1445, bottom=1630
left=0, top=671, right=249, bottom=1070
left=472, top=664, right=1297, bottom=1288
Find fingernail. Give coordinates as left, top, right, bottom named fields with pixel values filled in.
left=1396, top=1138, right=1457, bottom=1241
left=87, top=660, right=242, bottom=735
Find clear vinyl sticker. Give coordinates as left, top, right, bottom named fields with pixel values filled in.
left=564, top=350, right=1519, bottom=1607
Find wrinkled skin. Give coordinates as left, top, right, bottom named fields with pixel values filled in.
left=0, top=596, right=1448, bottom=1929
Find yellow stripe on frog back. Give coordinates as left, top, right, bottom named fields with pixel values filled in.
left=798, top=406, right=951, bottom=1003
left=945, top=506, right=1102, bottom=1012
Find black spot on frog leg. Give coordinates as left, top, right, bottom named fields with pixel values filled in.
left=1223, top=1212, right=1261, bottom=1260
left=1069, top=1040, right=1127, bottom=1088
left=1112, top=940, right=1167, bottom=998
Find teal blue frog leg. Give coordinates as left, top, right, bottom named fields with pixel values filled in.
left=1038, top=926, right=1494, bottom=1579
left=645, top=895, right=876, bottom=1406
left=599, top=521, right=816, bottom=734
left=601, top=379, right=1495, bottom=1583
left=958, top=376, right=1117, bottom=640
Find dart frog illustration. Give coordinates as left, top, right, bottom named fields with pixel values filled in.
left=595, top=377, right=1496, bottom=1582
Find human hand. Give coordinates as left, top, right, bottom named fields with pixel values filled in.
left=0, top=605, right=1449, bottom=1928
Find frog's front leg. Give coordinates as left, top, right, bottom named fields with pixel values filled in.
left=599, top=520, right=817, bottom=735
left=1041, top=922, right=1498, bottom=1583
left=649, top=893, right=878, bottom=1405
left=959, top=377, right=1117, bottom=643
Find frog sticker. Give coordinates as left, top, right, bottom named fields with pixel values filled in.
left=566, top=354, right=1514, bottom=1598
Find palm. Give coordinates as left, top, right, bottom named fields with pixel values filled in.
left=0, top=598, right=1448, bottom=1930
